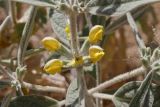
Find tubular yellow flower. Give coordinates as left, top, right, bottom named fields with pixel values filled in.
left=89, top=45, right=105, bottom=63
left=65, top=24, right=71, bottom=39
left=69, top=56, right=84, bottom=67
left=89, top=25, right=104, bottom=44
left=41, top=37, right=61, bottom=51
left=44, top=59, right=63, bottom=75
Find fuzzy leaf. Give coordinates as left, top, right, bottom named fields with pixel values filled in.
left=129, top=71, right=153, bottom=107
left=0, top=80, right=10, bottom=89
left=65, top=78, right=95, bottom=107
left=87, top=0, right=160, bottom=17
left=49, top=10, right=70, bottom=46
left=65, top=78, right=81, bottom=107
left=12, top=0, right=56, bottom=8
left=9, top=95, right=59, bottom=107
left=113, top=81, right=141, bottom=107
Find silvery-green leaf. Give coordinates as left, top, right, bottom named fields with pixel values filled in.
left=1, top=91, right=14, bottom=107
left=113, top=81, right=141, bottom=107
left=49, top=10, right=70, bottom=47
left=9, top=95, right=59, bottom=107
left=65, top=78, right=81, bottom=107
left=12, top=0, right=56, bottom=8
left=129, top=72, right=153, bottom=107
left=87, top=0, right=160, bottom=17
left=153, top=86, right=160, bottom=107
left=0, top=80, right=10, bottom=89
left=65, top=78, right=95, bottom=107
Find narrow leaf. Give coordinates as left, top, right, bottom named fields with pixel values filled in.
left=49, top=10, right=70, bottom=47
left=12, top=0, right=56, bottom=8
left=129, top=71, right=153, bottom=107
left=126, top=12, right=145, bottom=49
left=87, top=0, right=160, bottom=17
left=9, top=95, right=59, bottom=107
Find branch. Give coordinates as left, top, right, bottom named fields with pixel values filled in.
left=92, top=93, right=113, bottom=100
left=88, top=66, right=144, bottom=94
left=58, top=66, right=145, bottom=106
left=17, top=6, right=37, bottom=67
left=0, top=16, right=11, bottom=33
left=8, top=1, right=17, bottom=25
left=22, top=82, right=66, bottom=94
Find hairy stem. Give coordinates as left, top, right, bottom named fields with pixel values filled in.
left=16, top=6, right=37, bottom=95
left=69, top=9, right=88, bottom=105
left=8, top=1, right=17, bottom=25
left=59, top=66, right=145, bottom=106
left=17, top=6, right=37, bottom=67
left=69, top=13, right=80, bottom=57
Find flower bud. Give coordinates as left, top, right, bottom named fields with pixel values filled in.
left=44, top=59, right=63, bottom=75
left=69, top=56, right=84, bottom=67
left=89, top=45, right=105, bottom=63
left=89, top=25, right=104, bottom=44
left=42, top=37, right=61, bottom=51
left=65, top=24, right=71, bottom=39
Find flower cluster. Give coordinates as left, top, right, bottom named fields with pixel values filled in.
left=41, top=25, right=105, bottom=75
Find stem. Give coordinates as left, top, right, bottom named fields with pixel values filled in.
left=88, top=66, right=144, bottom=94
left=95, top=63, right=102, bottom=107
left=22, top=82, right=66, bottom=94
left=16, top=6, right=37, bottom=95
left=0, top=16, right=11, bottom=33
left=69, top=13, right=80, bottom=57
left=92, top=93, right=113, bottom=100
left=17, top=6, right=37, bottom=67
left=58, top=66, right=146, bottom=106
left=69, top=11, right=82, bottom=105
left=69, top=9, right=88, bottom=105
left=8, top=1, right=17, bottom=25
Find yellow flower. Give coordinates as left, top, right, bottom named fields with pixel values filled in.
left=89, top=45, right=105, bottom=63
left=41, top=37, right=61, bottom=51
left=89, top=25, right=104, bottom=44
left=44, top=59, right=63, bottom=75
left=69, top=56, right=84, bottom=67
left=65, top=24, right=71, bottom=39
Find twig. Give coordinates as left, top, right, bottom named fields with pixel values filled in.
left=17, top=6, right=37, bottom=67
left=95, top=63, right=102, bottom=107
left=92, top=93, right=113, bottom=100
left=0, top=16, right=11, bottom=33
left=1, top=90, right=14, bottom=107
left=0, top=64, right=15, bottom=80
left=22, top=82, right=66, bottom=94
left=58, top=93, right=113, bottom=106
left=69, top=12, right=80, bottom=57
left=88, top=66, right=144, bottom=94
left=8, top=1, right=17, bottom=25
left=16, top=6, right=37, bottom=96
left=58, top=66, right=145, bottom=106
left=126, top=12, right=145, bottom=51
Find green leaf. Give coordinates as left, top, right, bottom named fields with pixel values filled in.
left=0, top=80, right=10, bottom=89
left=113, top=81, right=141, bottom=107
left=9, top=95, right=59, bottom=107
left=129, top=72, right=153, bottom=107
left=126, top=12, right=145, bottom=49
left=65, top=78, right=81, bottom=107
left=1, top=92, right=14, bottom=107
left=49, top=10, right=70, bottom=46
left=153, top=86, right=160, bottom=107
left=153, top=71, right=160, bottom=85
left=87, top=0, right=160, bottom=17
left=113, top=71, right=154, bottom=107
left=65, top=78, right=95, bottom=107
left=12, top=0, right=56, bottom=8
